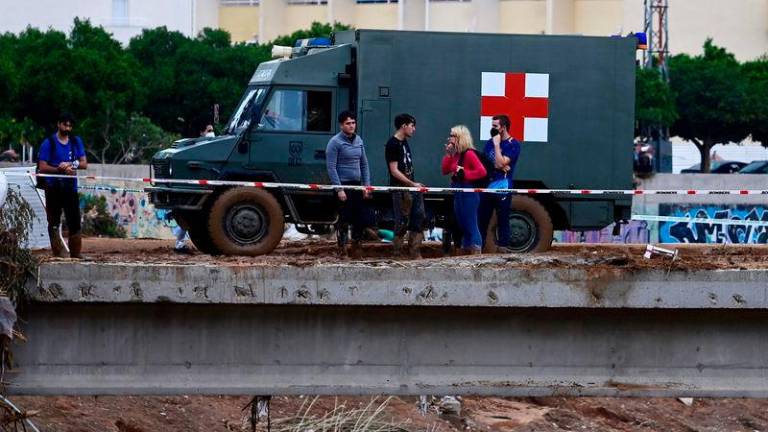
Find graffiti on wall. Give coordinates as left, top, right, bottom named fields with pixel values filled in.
left=83, top=185, right=175, bottom=239
left=554, top=220, right=651, bottom=244
left=658, top=204, right=768, bottom=244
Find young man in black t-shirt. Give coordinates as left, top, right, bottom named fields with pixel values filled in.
left=385, top=113, right=426, bottom=258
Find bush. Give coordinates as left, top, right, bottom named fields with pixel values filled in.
left=80, top=194, right=126, bottom=238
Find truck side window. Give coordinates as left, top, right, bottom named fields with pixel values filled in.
left=260, top=89, right=303, bottom=132
left=306, top=91, right=332, bottom=132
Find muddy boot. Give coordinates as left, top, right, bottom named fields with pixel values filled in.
left=349, top=240, right=363, bottom=259
left=407, top=231, right=424, bottom=259
left=392, top=235, right=404, bottom=257
left=48, top=226, right=67, bottom=258
left=68, top=233, right=83, bottom=259
left=467, top=246, right=482, bottom=255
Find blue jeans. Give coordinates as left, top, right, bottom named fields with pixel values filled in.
left=478, top=192, right=511, bottom=247
left=452, top=182, right=482, bottom=249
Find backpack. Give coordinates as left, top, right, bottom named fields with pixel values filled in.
left=457, top=148, right=495, bottom=188
left=35, top=135, right=81, bottom=189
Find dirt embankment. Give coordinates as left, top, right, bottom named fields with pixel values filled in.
left=35, top=237, right=768, bottom=272
left=9, top=394, right=768, bottom=432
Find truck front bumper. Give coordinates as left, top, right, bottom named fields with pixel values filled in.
left=146, top=186, right=213, bottom=211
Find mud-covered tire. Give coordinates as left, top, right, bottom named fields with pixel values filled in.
left=182, top=213, right=221, bottom=255
left=207, top=187, right=284, bottom=256
left=486, top=195, right=553, bottom=253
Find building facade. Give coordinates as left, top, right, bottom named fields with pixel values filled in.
left=220, top=0, right=768, bottom=60
left=2, top=1, right=766, bottom=60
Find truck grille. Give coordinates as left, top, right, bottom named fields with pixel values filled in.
left=152, top=160, right=170, bottom=178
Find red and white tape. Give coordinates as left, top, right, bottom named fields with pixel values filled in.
left=5, top=172, right=768, bottom=196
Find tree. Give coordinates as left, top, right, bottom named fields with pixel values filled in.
left=635, top=66, right=677, bottom=135
left=669, top=40, right=749, bottom=173
left=742, top=56, right=768, bottom=147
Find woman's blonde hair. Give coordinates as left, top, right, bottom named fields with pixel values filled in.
left=450, top=125, right=474, bottom=153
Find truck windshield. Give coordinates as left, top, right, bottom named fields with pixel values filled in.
left=226, top=87, right=267, bottom=135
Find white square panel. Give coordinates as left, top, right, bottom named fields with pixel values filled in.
left=481, top=72, right=505, bottom=96
left=524, top=117, right=548, bottom=142
left=479, top=116, right=493, bottom=140
left=525, top=73, right=549, bottom=98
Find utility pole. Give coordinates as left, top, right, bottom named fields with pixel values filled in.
left=641, top=0, right=671, bottom=173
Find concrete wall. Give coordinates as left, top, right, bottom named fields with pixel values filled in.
left=80, top=164, right=175, bottom=239
left=219, top=5, right=260, bottom=43
left=499, top=0, right=547, bottom=34
left=574, top=0, right=623, bottom=36
left=557, top=173, right=768, bottom=244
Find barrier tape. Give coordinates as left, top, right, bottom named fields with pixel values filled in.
left=632, top=214, right=768, bottom=227
left=5, top=172, right=768, bottom=196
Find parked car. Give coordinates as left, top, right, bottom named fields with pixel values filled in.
left=681, top=161, right=748, bottom=174
left=738, top=160, right=768, bottom=174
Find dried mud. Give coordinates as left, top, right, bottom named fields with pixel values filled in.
left=9, top=394, right=768, bottom=432
left=36, top=237, right=768, bottom=273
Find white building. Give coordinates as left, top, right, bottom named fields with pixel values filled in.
left=1, top=0, right=219, bottom=44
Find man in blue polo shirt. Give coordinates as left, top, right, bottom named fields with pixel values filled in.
left=37, top=113, right=88, bottom=258
left=478, top=114, right=520, bottom=253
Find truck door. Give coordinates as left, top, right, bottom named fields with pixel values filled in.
left=249, top=87, right=335, bottom=184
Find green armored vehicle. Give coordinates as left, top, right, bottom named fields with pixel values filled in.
left=148, top=30, right=637, bottom=256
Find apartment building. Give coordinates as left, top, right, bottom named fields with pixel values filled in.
left=219, top=0, right=768, bottom=60
left=2, top=1, right=766, bottom=60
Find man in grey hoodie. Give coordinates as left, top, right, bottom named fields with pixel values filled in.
left=326, top=110, right=372, bottom=258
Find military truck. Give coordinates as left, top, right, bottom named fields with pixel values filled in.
left=147, top=30, right=637, bottom=256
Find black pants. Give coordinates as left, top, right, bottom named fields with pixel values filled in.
left=336, top=181, right=369, bottom=246
left=45, top=184, right=81, bottom=235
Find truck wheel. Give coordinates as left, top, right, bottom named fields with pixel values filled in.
left=508, top=195, right=553, bottom=252
left=183, top=213, right=221, bottom=255
left=207, top=188, right=284, bottom=256
left=487, top=195, right=554, bottom=253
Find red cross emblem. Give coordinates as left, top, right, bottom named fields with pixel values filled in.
left=480, top=72, right=550, bottom=142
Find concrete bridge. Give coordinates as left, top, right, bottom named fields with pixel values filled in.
left=9, top=256, right=768, bottom=397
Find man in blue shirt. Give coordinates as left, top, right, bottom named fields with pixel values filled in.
left=478, top=115, right=520, bottom=253
left=37, top=113, right=88, bottom=258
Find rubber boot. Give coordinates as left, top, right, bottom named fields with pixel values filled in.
left=407, top=231, right=424, bottom=259
left=68, top=233, right=83, bottom=259
left=349, top=240, right=363, bottom=259
left=48, top=226, right=67, bottom=258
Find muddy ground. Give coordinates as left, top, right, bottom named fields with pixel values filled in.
left=9, top=394, right=768, bottom=432
left=36, top=237, right=768, bottom=272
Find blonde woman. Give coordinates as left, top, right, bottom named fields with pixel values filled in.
left=441, top=125, right=487, bottom=254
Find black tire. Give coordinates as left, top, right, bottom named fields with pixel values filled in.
left=207, top=188, right=284, bottom=256
left=184, top=213, right=221, bottom=255
left=486, top=195, right=554, bottom=253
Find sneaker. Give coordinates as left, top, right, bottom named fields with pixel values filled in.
left=173, top=246, right=193, bottom=254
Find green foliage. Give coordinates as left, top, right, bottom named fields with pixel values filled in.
left=0, top=20, right=349, bottom=163
left=0, top=188, right=38, bottom=303
left=668, top=40, right=750, bottom=172
left=742, top=56, right=768, bottom=147
left=80, top=194, right=126, bottom=238
left=635, top=67, right=677, bottom=129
